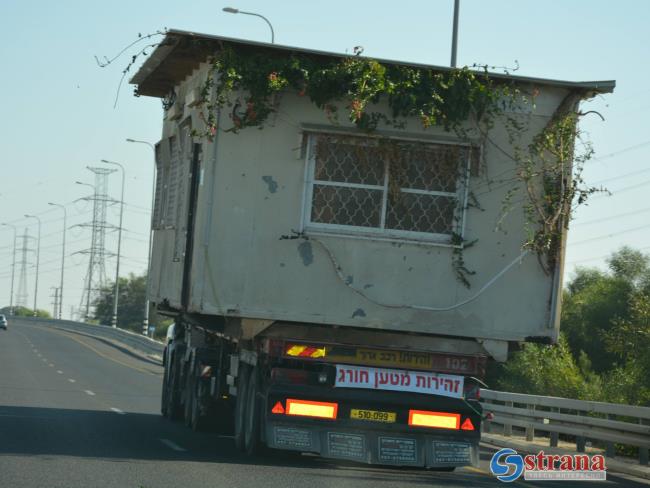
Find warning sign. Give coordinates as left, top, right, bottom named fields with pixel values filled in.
left=335, top=364, right=464, bottom=399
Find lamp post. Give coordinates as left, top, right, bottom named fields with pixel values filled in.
left=100, top=159, right=125, bottom=329
left=223, top=7, right=275, bottom=43
left=126, top=138, right=156, bottom=336
left=48, top=202, right=67, bottom=320
left=451, top=0, right=460, bottom=68
left=75, top=181, right=96, bottom=321
left=1, top=223, right=17, bottom=315
left=24, top=214, right=41, bottom=316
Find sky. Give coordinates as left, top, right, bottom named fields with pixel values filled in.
left=0, top=0, right=649, bottom=319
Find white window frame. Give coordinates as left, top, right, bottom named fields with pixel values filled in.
left=301, top=133, right=471, bottom=246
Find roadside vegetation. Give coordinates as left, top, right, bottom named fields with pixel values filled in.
left=91, top=273, right=172, bottom=338
left=487, top=246, right=650, bottom=406
left=0, top=306, right=51, bottom=318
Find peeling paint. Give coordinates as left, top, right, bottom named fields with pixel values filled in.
left=298, top=241, right=313, bottom=266
left=262, top=175, right=278, bottom=193
left=352, top=308, right=366, bottom=318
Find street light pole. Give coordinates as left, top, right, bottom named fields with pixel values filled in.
left=100, top=159, right=125, bottom=329
left=223, top=7, right=275, bottom=43
left=24, top=214, right=41, bottom=316
left=1, top=223, right=17, bottom=315
left=451, top=0, right=460, bottom=68
left=48, top=203, right=67, bottom=320
left=126, top=138, right=156, bottom=336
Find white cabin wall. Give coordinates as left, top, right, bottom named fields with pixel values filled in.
left=152, top=61, right=569, bottom=343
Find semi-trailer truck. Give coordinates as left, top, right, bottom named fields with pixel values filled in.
left=130, top=29, right=614, bottom=469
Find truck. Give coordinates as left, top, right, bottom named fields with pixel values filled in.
left=130, top=29, right=614, bottom=468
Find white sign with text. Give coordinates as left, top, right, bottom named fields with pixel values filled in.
left=334, top=364, right=464, bottom=399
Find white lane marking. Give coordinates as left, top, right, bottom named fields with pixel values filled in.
left=57, top=370, right=63, bottom=374
left=68, top=379, right=76, bottom=383
left=41, top=358, right=47, bottom=362
left=48, top=364, right=55, bottom=367
left=110, top=407, right=126, bottom=415
left=159, top=438, right=187, bottom=452
left=84, top=390, right=95, bottom=396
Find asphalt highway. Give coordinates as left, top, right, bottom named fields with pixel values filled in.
left=0, top=322, right=647, bottom=488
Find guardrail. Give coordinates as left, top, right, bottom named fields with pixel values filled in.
left=12, top=316, right=164, bottom=358
left=480, top=389, right=650, bottom=465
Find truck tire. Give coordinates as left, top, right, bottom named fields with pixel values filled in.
left=183, top=372, right=195, bottom=428
left=166, top=354, right=183, bottom=421
left=161, top=362, right=169, bottom=417
left=243, top=366, right=261, bottom=455
left=234, top=363, right=251, bottom=451
left=190, top=381, right=211, bottom=432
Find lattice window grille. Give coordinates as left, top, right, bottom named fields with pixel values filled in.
left=304, top=134, right=470, bottom=242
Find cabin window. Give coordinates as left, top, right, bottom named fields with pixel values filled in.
left=303, top=134, right=470, bottom=243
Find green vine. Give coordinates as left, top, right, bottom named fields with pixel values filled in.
left=185, top=43, right=600, bottom=285
left=192, top=45, right=517, bottom=137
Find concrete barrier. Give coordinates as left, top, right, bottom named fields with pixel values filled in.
left=12, top=316, right=164, bottom=357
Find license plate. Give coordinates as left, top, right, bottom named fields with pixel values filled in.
left=350, top=408, right=396, bottom=423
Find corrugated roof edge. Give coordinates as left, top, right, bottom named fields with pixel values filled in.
left=130, top=29, right=615, bottom=95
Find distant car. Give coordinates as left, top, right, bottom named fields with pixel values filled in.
left=0, top=314, right=7, bottom=330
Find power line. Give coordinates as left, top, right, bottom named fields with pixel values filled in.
left=567, top=245, right=650, bottom=265
left=572, top=206, right=650, bottom=227
left=568, top=222, right=650, bottom=246
left=592, top=139, right=650, bottom=162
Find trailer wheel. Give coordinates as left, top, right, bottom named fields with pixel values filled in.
left=243, top=366, right=261, bottom=455
left=183, top=372, right=195, bottom=428
left=165, top=354, right=183, bottom=421
left=161, top=361, right=169, bottom=417
left=234, top=363, right=251, bottom=451
left=190, top=381, right=211, bottom=432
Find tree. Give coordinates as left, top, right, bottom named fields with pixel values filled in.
left=0, top=306, right=51, bottom=318
left=489, top=335, right=601, bottom=400
left=93, top=273, right=146, bottom=332
left=490, top=246, right=650, bottom=406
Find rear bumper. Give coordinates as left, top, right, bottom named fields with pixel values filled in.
left=265, top=421, right=479, bottom=467
left=263, top=383, right=481, bottom=468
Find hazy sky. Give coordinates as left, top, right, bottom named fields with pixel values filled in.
left=1, top=0, right=648, bottom=317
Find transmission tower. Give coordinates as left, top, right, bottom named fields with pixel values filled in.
left=15, top=228, right=33, bottom=308
left=77, top=167, right=117, bottom=321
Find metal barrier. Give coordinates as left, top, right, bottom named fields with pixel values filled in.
left=481, top=389, right=650, bottom=465
left=12, top=316, right=164, bottom=357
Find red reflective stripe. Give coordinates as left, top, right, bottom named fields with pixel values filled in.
left=299, top=347, right=317, bottom=357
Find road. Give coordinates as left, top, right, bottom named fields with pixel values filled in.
left=0, top=322, right=647, bottom=488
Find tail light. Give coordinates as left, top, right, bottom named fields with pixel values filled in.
left=408, top=410, right=460, bottom=429
left=285, top=399, right=338, bottom=419
left=461, top=418, right=475, bottom=431
left=270, top=368, right=311, bottom=385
